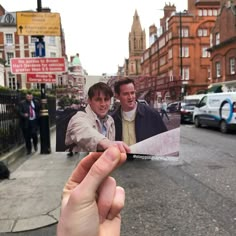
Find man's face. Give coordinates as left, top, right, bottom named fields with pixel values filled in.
left=88, top=92, right=111, bottom=119
left=26, top=94, right=33, bottom=102
left=116, top=83, right=136, bottom=112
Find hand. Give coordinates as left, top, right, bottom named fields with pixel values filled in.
left=98, top=139, right=131, bottom=153
left=57, top=146, right=127, bottom=236
left=24, top=113, right=29, bottom=117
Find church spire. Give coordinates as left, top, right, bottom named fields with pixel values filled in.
left=131, top=9, right=142, bottom=32
left=127, top=10, right=146, bottom=76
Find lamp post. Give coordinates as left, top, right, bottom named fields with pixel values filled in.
left=37, top=0, right=51, bottom=154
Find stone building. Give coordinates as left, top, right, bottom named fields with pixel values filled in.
left=124, top=10, right=146, bottom=76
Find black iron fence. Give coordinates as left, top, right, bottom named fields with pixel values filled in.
left=0, top=90, right=56, bottom=156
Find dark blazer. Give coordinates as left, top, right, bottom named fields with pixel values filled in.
left=18, top=99, right=40, bottom=129
left=111, top=102, right=167, bottom=142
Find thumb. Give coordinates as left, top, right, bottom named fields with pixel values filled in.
left=79, top=146, right=121, bottom=196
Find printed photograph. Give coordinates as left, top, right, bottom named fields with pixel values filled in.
left=56, top=55, right=181, bottom=157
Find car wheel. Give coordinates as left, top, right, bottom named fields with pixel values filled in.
left=220, top=120, right=228, bottom=134
left=194, top=117, right=201, bottom=128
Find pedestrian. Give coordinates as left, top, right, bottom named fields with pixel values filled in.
left=160, top=99, right=170, bottom=121
left=18, top=92, right=40, bottom=155
left=65, top=82, right=130, bottom=153
left=57, top=146, right=126, bottom=236
left=111, top=78, right=167, bottom=145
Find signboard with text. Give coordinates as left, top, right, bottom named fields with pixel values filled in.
left=16, top=12, right=61, bottom=36
left=27, top=74, right=56, bottom=83
left=10, top=57, right=66, bottom=74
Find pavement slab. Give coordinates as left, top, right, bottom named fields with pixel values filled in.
left=0, top=130, right=84, bottom=233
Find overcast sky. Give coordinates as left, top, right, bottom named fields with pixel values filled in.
left=1, top=0, right=187, bottom=75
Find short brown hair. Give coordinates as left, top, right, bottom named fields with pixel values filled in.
left=88, top=82, right=113, bottom=99
left=114, top=78, right=135, bottom=95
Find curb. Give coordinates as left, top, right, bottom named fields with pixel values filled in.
left=0, top=125, right=56, bottom=167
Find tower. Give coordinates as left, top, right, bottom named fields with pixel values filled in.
left=128, top=10, right=146, bottom=76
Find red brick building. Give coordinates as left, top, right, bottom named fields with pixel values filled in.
left=139, top=0, right=221, bottom=105
left=208, top=0, right=236, bottom=92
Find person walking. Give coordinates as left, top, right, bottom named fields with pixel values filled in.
left=111, top=78, right=167, bottom=145
left=18, top=92, right=40, bottom=155
left=160, top=99, right=170, bottom=121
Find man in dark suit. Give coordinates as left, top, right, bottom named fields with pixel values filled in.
left=18, top=92, right=40, bottom=155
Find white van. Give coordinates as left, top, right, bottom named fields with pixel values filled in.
left=193, top=92, right=236, bottom=133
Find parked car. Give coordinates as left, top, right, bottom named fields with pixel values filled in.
left=180, top=103, right=196, bottom=123
left=167, top=101, right=181, bottom=113
left=181, top=94, right=206, bottom=124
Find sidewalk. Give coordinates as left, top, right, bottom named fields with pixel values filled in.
left=0, top=129, right=84, bottom=233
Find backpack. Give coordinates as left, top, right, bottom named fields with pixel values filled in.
left=0, top=161, right=10, bottom=179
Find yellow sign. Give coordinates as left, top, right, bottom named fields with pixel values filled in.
left=16, top=12, right=61, bottom=36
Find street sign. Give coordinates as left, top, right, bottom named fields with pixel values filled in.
left=16, top=12, right=61, bottom=36
left=35, top=41, right=45, bottom=57
left=10, top=57, right=66, bottom=74
left=27, top=74, right=56, bottom=83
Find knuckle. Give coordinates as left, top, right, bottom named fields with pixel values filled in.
left=90, top=161, right=106, bottom=177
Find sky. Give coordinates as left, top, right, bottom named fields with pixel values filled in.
left=1, top=0, right=187, bottom=75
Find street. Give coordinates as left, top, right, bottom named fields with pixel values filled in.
left=1, top=124, right=236, bottom=236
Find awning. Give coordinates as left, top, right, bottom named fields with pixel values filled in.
left=138, top=90, right=150, bottom=99
left=207, top=85, right=222, bottom=93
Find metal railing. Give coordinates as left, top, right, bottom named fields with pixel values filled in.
left=0, top=90, right=56, bottom=156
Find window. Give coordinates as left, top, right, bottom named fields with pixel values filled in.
left=30, top=37, right=38, bottom=44
left=169, top=70, right=173, bottom=81
left=199, top=96, right=207, bottom=107
left=216, top=33, right=220, bottom=45
left=180, top=46, right=189, bottom=57
left=202, top=46, right=210, bottom=58
left=216, top=62, right=221, bottom=77
left=213, top=9, right=218, bottom=16
left=50, top=52, right=56, bottom=57
left=182, top=28, right=189, bottom=37
left=49, top=37, right=56, bottom=45
left=9, top=77, right=17, bottom=90
left=31, top=52, right=35, bottom=57
left=5, top=33, right=13, bottom=44
left=203, top=9, right=207, bottom=16
left=182, top=67, right=189, bottom=80
left=6, top=52, right=14, bottom=64
left=198, top=29, right=208, bottom=37
left=207, top=67, right=211, bottom=80
left=168, top=49, right=172, bottom=59
left=198, top=9, right=203, bottom=16
left=230, top=58, right=235, bottom=75
left=159, top=56, right=166, bottom=66
left=208, top=9, right=213, bottom=16
left=202, top=29, right=208, bottom=36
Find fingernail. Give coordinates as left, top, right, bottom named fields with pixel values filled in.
left=106, top=147, right=119, bottom=161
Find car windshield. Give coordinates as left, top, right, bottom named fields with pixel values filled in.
left=182, top=104, right=196, bottom=109
left=184, top=99, right=199, bottom=105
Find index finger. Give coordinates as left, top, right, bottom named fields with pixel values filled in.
left=69, top=152, right=102, bottom=184
left=79, top=146, right=125, bottom=195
